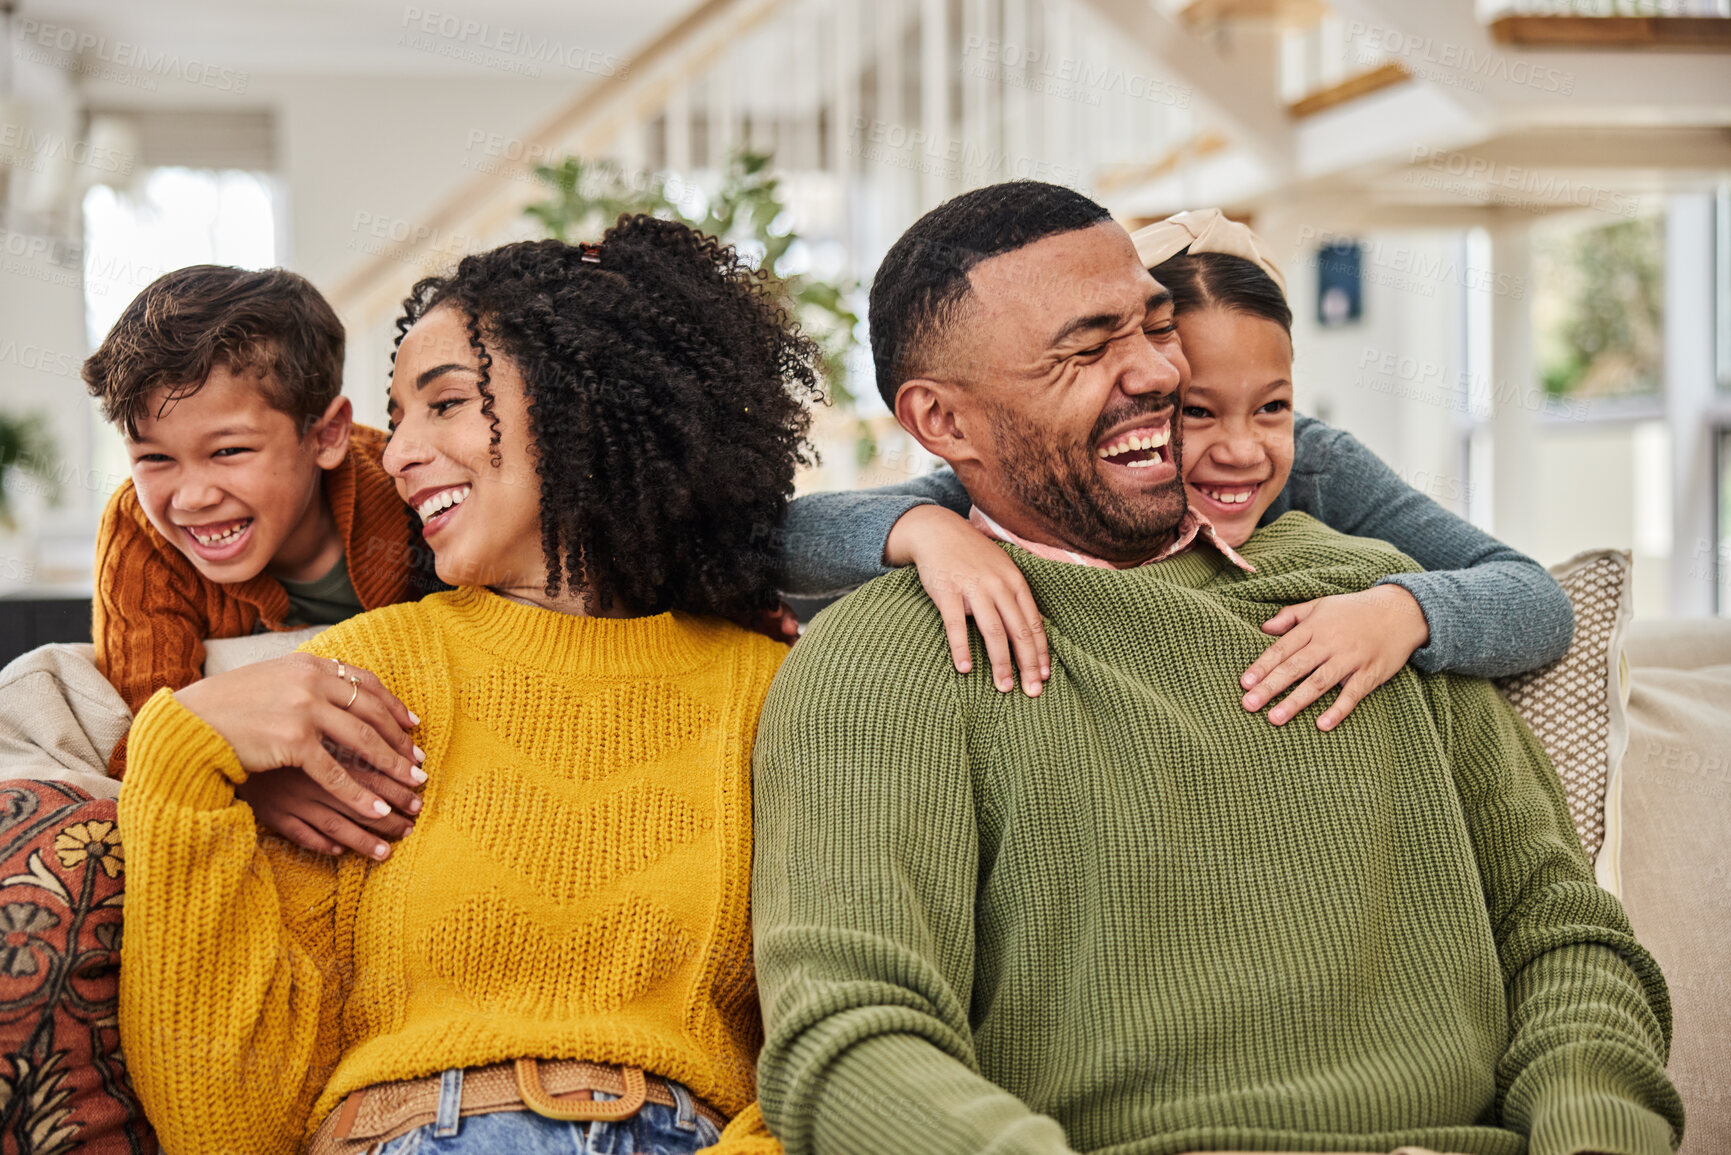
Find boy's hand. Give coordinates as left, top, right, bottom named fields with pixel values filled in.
left=1240, top=585, right=1431, bottom=730
left=173, top=653, right=426, bottom=823
left=885, top=505, right=1049, bottom=696
left=238, top=765, right=420, bottom=861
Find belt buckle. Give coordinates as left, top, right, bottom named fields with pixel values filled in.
left=515, top=1059, right=647, bottom=1122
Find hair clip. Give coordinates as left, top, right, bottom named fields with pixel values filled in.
left=579, top=243, right=602, bottom=264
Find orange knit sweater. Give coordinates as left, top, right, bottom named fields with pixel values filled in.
left=93, top=425, right=431, bottom=774
left=117, top=589, right=788, bottom=1155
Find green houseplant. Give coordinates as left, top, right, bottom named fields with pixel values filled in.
left=525, top=149, right=871, bottom=460
left=0, top=413, right=58, bottom=529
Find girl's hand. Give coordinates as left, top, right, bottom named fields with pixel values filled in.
left=172, top=653, right=426, bottom=822
left=1240, top=585, right=1431, bottom=730
left=237, top=764, right=421, bottom=861
left=885, top=505, right=1049, bottom=696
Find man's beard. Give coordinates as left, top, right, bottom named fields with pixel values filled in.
left=987, top=398, right=1188, bottom=562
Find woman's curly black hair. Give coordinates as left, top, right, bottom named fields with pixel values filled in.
left=392, top=215, right=822, bottom=619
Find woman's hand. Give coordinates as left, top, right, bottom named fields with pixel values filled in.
left=1240, top=585, right=1431, bottom=730
left=237, top=765, right=421, bottom=861
left=885, top=504, right=1049, bottom=696
left=173, top=653, right=426, bottom=821
left=740, top=601, right=801, bottom=645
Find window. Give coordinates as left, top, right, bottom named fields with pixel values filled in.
left=81, top=166, right=277, bottom=497
left=1532, top=209, right=1665, bottom=404
left=82, top=167, right=277, bottom=348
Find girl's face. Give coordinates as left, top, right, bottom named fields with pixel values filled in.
left=383, top=305, right=548, bottom=593
left=1176, top=306, right=1295, bottom=549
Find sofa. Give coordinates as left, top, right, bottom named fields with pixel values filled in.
left=0, top=598, right=1724, bottom=1154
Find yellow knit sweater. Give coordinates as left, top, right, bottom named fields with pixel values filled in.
left=117, top=588, right=788, bottom=1155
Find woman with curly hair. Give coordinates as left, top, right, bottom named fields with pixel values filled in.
left=115, top=217, right=820, bottom=1155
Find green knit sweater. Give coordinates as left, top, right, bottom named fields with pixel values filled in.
left=752, top=513, right=1682, bottom=1155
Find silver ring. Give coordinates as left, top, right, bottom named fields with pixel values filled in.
left=342, top=676, right=360, bottom=710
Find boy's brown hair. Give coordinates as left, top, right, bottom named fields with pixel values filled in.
left=83, top=265, right=345, bottom=439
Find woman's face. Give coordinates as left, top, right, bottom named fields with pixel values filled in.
left=383, top=305, right=546, bottom=591
left=1176, top=306, right=1295, bottom=549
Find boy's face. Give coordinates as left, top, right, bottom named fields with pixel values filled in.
left=128, top=363, right=351, bottom=584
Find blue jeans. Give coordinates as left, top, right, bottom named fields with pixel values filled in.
left=371, top=1070, right=722, bottom=1155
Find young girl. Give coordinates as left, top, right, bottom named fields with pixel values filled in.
left=116, top=220, right=819, bottom=1154
left=777, top=209, right=1573, bottom=728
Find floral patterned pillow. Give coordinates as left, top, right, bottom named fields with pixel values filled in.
left=0, top=779, right=156, bottom=1154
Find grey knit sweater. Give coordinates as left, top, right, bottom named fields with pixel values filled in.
left=777, top=414, right=1573, bottom=678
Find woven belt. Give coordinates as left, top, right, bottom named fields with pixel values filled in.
left=305, top=1058, right=727, bottom=1155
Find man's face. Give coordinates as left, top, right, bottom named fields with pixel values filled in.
left=934, top=222, right=1190, bottom=563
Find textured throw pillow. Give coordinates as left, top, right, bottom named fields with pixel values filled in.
left=1493, top=549, right=1633, bottom=882
left=0, top=779, right=157, bottom=1153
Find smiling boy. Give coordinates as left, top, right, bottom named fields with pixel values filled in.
left=82, top=265, right=434, bottom=813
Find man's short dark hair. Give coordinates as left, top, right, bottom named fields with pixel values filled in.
left=868, top=181, right=1112, bottom=409
left=83, top=265, right=345, bottom=439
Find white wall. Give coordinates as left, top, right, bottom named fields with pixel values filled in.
left=0, top=55, right=106, bottom=591
left=1276, top=220, right=1471, bottom=521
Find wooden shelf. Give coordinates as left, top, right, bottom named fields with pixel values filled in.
left=1287, top=62, right=1412, bottom=119
left=1180, top=0, right=1330, bottom=30
left=1490, top=15, right=1731, bottom=51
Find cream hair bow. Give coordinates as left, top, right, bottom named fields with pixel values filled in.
left=1127, top=208, right=1288, bottom=297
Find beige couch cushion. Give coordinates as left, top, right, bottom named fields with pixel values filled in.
left=1622, top=617, right=1731, bottom=671
left=1617, top=652, right=1731, bottom=1154
left=0, top=629, right=333, bottom=800
left=0, top=643, right=127, bottom=800
left=202, top=625, right=329, bottom=677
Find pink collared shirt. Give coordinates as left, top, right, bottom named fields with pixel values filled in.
left=967, top=505, right=1257, bottom=573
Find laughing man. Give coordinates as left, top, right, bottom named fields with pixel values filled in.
left=750, top=182, right=1682, bottom=1155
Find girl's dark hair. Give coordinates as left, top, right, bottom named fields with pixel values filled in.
left=393, top=216, right=821, bottom=619
left=1150, top=250, right=1292, bottom=336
